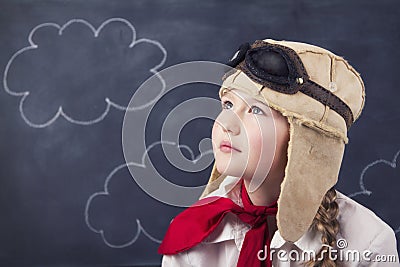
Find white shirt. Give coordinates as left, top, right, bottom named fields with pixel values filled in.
left=161, top=176, right=399, bottom=266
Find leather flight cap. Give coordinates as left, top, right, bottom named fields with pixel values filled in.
left=225, top=40, right=354, bottom=130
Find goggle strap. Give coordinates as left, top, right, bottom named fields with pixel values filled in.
left=300, top=80, right=354, bottom=130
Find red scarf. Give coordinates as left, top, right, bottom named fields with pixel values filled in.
left=158, top=179, right=278, bottom=267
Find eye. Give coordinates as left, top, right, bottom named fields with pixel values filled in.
left=250, top=106, right=264, bottom=115
left=222, top=100, right=233, bottom=110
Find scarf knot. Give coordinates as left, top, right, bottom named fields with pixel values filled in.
left=158, top=178, right=278, bottom=267
left=253, top=214, right=268, bottom=228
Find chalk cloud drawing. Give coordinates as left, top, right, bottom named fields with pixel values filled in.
left=349, top=149, right=400, bottom=235
left=3, top=18, right=167, bottom=127
left=84, top=140, right=209, bottom=247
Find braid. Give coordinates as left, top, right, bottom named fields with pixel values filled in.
left=303, top=187, right=340, bottom=267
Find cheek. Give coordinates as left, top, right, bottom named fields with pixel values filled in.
left=246, top=121, right=277, bottom=174
left=243, top=126, right=263, bottom=167
left=248, top=131, right=262, bottom=154
left=247, top=120, right=274, bottom=154
left=276, top=121, right=290, bottom=152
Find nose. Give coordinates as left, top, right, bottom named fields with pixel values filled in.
left=217, top=112, right=241, bottom=135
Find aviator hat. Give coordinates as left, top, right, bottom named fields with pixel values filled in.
left=200, top=38, right=365, bottom=242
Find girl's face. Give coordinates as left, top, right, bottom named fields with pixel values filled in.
left=211, top=88, right=290, bottom=190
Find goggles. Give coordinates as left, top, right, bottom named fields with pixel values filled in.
left=224, top=40, right=354, bottom=130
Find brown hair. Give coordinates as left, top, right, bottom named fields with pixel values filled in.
left=303, top=187, right=340, bottom=267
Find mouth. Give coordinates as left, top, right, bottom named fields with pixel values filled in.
left=219, top=140, right=241, bottom=153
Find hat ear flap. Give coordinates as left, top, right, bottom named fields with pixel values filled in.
left=199, top=163, right=226, bottom=199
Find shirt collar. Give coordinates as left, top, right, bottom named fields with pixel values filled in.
left=270, top=223, right=323, bottom=252
left=203, top=176, right=323, bottom=253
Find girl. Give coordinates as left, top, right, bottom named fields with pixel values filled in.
left=158, top=39, right=399, bottom=266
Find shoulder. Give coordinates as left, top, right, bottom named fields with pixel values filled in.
left=335, top=190, right=394, bottom=238
left=335, top=190, right=398, bottom=257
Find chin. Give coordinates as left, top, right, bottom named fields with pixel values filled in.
left=216, top=163, right=246, bottom=178
left=215, top=163, right=226, bottom=175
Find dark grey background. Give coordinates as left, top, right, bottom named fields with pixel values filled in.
left=0, top=0, right=399, bottom=266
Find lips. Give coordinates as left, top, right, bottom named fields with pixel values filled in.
left=219, top=140, right=241, bottom=152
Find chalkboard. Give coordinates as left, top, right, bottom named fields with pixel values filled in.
left=0, top=0, right=399, bottom=266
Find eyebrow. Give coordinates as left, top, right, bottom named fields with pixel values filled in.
left=222, top=89, right=270, bottom=108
